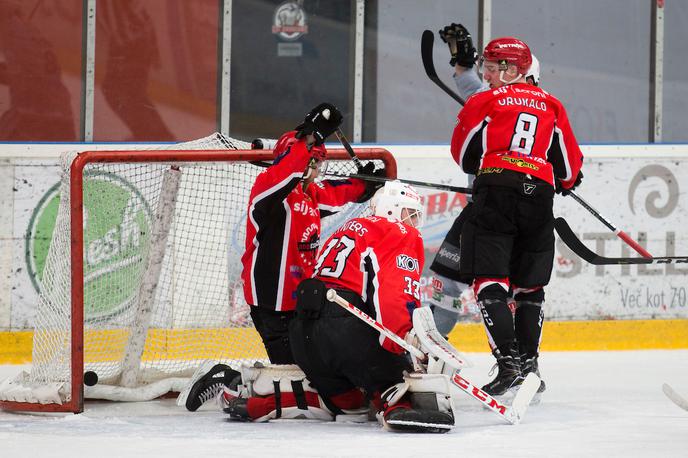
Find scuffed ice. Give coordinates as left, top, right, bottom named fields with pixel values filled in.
left=1, top=351, right=687, bottom=457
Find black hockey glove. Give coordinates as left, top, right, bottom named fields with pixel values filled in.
left=438, top=23, right=478, bottom=68
left=355, top=162, right=386, bottom=203
left=295, top=102, right=343, bottom=146
left=556, top=170, right=583, bottom=196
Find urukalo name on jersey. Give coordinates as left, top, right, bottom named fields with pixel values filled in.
left=497, top=97, right=547, bottom=111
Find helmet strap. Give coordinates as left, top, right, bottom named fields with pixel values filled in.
left=499, top=70, right=524, bottom=85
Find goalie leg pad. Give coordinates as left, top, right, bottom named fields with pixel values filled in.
left=224, top=363, right=335, bottom=422
left=405, top=373, right=454, bottom=415
left=380, top=373, right=455, bottom=433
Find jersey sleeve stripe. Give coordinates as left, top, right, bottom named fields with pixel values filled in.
left=362, top=248, right=385, bottom=345
left=459, top=116, right=490, bottom=172
left=275, top=200, right=292, bottom=311
left=318, top=202, right=349, bottom=213
left=247, top=172, right=302, bottom=307
left=553, top=125, right=572, bottom=181
left=359, top=247, right=374, bottom=302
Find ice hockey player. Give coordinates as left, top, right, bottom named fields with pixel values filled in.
left=451, top=36, right=583, bottom=397
left=223, top=182, right=456, bottom=433
left=432, top=23, right=549, bottom=396
left=180, top=103, right=385, bottom=412
left=240, top=102, right=384, bottom=365
left=431, top=23, right=542, bottom=336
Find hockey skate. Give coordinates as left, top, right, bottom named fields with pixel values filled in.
left=183, top=362, right=240, bottom=412
left=482, top=348, right=523, bottom=397
left=520, top=355, right=546, bottom=403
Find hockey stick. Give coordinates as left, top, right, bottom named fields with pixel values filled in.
left=662, top=383, right=688, bottom=412
left=325, top=171, right=472, bottom=195
left=421, top=30, right=466, bottom=105
left=246, top=154, right=473, bottom=194
left=326, top=289, right=538, bottom=425
left=331, top=127, right=473, bottom=194
left=325, top=289, right=426, bottom=360
left=334, top=129, right=365, bottom=172
left=554, top=217, right=688, bottom=265
left=568, top=191, right=652, bottom=258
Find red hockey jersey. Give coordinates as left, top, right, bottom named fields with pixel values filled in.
left=241, top=134, right=367, bottom=312
left=313, top=216, right=425, bottom=354
left=451, top=83, right=583, bottom=189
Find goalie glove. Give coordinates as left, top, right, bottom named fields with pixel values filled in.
left=438, top=23, right=478, bottom=68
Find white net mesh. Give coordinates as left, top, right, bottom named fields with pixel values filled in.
left=1, top=134, right=387, bottom=406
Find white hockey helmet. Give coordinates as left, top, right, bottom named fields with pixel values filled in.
left=371, top=181, right=424, bottom=228
left=526, top=54, right=540, bottom=86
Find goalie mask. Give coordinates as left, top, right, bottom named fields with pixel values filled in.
left=371, top=181, right=424, bottom=228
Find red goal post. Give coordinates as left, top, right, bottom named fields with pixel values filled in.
left=0, top=137, right=396, bottom=414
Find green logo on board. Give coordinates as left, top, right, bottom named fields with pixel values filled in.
left=26, top=172, right=153, bottom=321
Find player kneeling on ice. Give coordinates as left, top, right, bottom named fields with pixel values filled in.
left=220, top=182, right=455, bottom=432
left=241, top=102, right=385, bottom=365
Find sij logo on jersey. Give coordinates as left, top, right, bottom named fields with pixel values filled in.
left=293, top=200, right=318, bottom=216
left=396, top=254, right=420, bottom=273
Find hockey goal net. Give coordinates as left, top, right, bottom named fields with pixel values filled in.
left=0, top=133, right=396, bottom=413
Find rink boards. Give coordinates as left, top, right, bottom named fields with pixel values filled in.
left=1, top=318, right=687, bottom=364
left=0, top=142, right=687, bottom=363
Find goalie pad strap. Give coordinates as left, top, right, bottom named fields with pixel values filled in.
left=291, top=379, right=308, bottom=411
left=273, top=380, right=282, bottom=418
left=268, top=379, right=309, bottom=417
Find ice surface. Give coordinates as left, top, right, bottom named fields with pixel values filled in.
left=1, top=350, right=687, bottom=457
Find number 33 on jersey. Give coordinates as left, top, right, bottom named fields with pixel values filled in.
left=312, top=216, right=425, bottom=353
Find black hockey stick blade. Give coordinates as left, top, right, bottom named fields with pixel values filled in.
left=554, top=217, right=688, bottom=265
left=421, top=30, right=466, bottom=105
